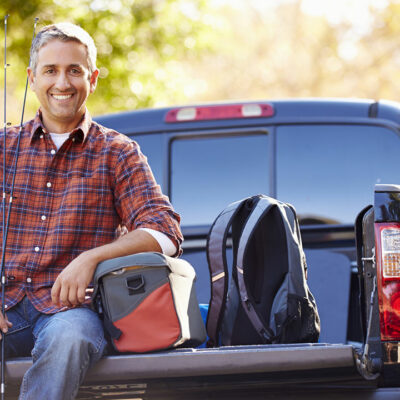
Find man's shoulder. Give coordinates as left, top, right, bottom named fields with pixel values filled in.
left=89, top=120, right=136, bottom=149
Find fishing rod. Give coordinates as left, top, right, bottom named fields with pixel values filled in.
left=1, top=14, right=9, bottom=400
left=0, top=16, right=38, bottom=400
left=2, top=15, right=8, bottom=247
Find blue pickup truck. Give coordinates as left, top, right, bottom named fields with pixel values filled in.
left=6, top=99, right=400, bottom=399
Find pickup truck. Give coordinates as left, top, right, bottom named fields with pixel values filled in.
left=5, top=99, right=400, bottom=399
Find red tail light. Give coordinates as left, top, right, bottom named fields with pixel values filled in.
left=375, top=222, right=400, bottom=340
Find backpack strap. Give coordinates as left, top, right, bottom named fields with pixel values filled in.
left=206, top=198, right=246, bottom=347
left=235, top=196, right=285, bottom=343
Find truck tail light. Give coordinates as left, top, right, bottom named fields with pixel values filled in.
left=164, top=103, right=274, bottom=123
left=375, top=223, right=400, bottom=340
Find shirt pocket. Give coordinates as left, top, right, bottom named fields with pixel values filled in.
left=59, top=176, right=105, bottom=211
left=56, top=176, right=117, bottom=231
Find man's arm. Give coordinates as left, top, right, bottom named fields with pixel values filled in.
left=51, top=136, right=182, bottom=308
left=51, top=229, right=161, bottom=308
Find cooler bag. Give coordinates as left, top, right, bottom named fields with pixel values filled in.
left=92, top=252, right=206, bottom=353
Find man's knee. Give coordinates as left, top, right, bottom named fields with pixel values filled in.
left=33, top=308, right=105, bottom=360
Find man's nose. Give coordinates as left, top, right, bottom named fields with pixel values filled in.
left=54, top=71, right=72, bottom=90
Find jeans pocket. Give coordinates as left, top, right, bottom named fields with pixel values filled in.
left=5, top=311, right=30, bottom=335
left=3, top=311, right=32, bottom=358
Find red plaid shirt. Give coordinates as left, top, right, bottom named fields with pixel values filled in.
left=0, top=109, right=182, bottom=313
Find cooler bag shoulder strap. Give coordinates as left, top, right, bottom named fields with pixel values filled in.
left=164, top=255, right=196, bottom=280
left=206, top=198, right=246, bottom=347
left=235, top=196, right=278, bottom=343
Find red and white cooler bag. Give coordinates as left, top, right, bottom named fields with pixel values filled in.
left=92, top=252, right=206, bottom=353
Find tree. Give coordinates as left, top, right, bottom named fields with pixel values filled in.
left=176, top=0, right=400, bottom=104
left=0, top=0, right=214, bottom=124
left=2, top=0, right=400, bottom=125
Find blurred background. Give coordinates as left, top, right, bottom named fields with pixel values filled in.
left=0, top=0, right=399, bottom=123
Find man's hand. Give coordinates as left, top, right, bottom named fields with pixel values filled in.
left=0, top=311, right=12, bottom=340
left=51, top=251, right=98, bottom=307
left=51, top=229, right=162, bottom=308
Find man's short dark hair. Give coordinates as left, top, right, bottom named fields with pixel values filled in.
left=30, top=22, right=97, bottom=76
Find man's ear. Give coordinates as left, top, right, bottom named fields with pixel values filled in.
left=89, top=69, right=99, bottom=94
left=27, top=67, right=35, bottom=90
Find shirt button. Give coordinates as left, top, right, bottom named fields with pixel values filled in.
left=7, top=275, right=15, bottom=280
left=47, top=182, right=52, bottom=188
left=4, top=305, right=7, bottom=309
left=41, top=215, right=47, bottom=221
left=40, top=134, right=43, bottom=139
left=50, top=149, right=56, bottom=155
left=34, top=246, right=40, bottom=252
left=26, top=277, right=32, bottom=283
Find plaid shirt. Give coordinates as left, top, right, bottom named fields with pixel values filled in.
left=0, top=109, right=182, bottom=314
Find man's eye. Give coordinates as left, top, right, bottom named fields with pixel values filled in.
left=45, top=69, right=55, bottom=74
left=71, top=68, right=81, bottom=75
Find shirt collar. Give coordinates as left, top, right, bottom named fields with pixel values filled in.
left=30, top=108, right=93, bottom=144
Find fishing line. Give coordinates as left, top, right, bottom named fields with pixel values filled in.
left=1, top=15, right=9, bottom=400
left=0, top=16, right=38, bottom=400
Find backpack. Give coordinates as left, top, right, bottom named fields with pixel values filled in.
left=206, top=194, right=320, bottom=347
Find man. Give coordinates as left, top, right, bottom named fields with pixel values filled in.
left=0, top=22, right=182, bottom=399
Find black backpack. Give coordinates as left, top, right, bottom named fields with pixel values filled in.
left=206, top=194, right=320, bottom=347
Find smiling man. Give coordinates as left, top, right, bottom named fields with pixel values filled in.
left=0, top=23, right=182, bottom=399
left=28, top=38, right=98, bottom=132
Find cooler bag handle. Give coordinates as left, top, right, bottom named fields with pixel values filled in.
left=126, top=274, right=145, bottom=294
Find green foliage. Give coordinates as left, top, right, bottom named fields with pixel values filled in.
left=0, top=0, right=214, bottom=122
left=4, top=0, right=399, bottom=125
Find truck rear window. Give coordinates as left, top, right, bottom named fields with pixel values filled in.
left=276, top=124, right=400, bottom=225
left=170, top=133, right=269, bottom=226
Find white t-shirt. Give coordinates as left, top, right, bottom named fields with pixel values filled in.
left=50, top=132, right=70, bottom=150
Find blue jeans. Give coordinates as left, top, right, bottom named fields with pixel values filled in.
left=4, top=296, right=107, bottom=400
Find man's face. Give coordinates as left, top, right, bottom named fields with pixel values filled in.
left=27, top=39, right=99, bottom=133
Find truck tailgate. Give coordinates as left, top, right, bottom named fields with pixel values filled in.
left=4, top=343, right=381, bottom=399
